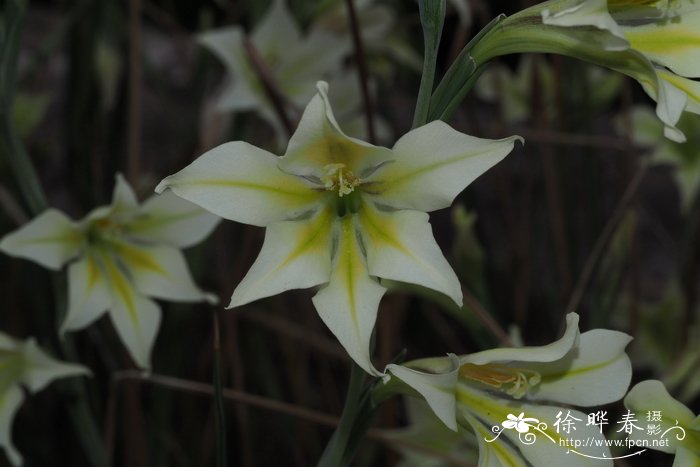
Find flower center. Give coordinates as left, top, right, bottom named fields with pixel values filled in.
left=321, top=163, right=360, bottom=197
left=459, top=363, right=541, bottom=399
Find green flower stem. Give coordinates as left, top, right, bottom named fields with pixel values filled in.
left=317, top=362, right=371, bottom=467
left=412, top=0, right=446, bottom=129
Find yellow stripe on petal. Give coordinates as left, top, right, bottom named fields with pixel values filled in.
left=112, top=241, right=167, bottom=275
left=624, top=11, right=700, bottom=78
left=102, top=254, right=139, bottom=323
left=228, top=207, right=334, bottom=308
left=312, top=215, right=386, bottom=375
left=658, top=69, right=700, bottom=114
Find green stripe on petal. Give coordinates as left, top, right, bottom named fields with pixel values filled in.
left=657, top=69, right=700, bottom=114
left=312, top=215, right=386, bottom=375
left=359, top=201, right=462, bottom=306
left=229, top=206, right=334, bottom=308
left=156, top=142, right=322, bottom=227
left=0, top=209, right=83, bottom=270
left=465, top=414, right=528, bottom=467
left=369, top=121, right=521, bottom=212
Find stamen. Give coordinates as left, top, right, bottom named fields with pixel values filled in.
left=321, top=163, right=360, bottom=197
left=460, top=363, right=541, bottom=399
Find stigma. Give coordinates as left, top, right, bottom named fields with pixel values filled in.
left=321, top=163, right=360, bottom=197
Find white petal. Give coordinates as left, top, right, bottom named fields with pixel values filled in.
left=228, top=207, right=334, bottom=308
left=358, top=202, right=462, bottom=306
left=62, top=253, right=112, bottom=333
left=458, top=384, right=613, bottom=466
left=623, top=9, right=700, bottom=78
left=279, top=81, right=393, bottom=179
left=312, top=216, right=386, bottom=375
left=464, top=414, right=528, bottom=467
left=0, top=385, right=24, bottom=467
left=18, top=338, right=89, bottom=393
left=0, top=209, right=83, bottom=270
left=385, top=354, right=461, bottom=431
left=102, top=254, right=161, bottom=369
left=673, top=446, right=700, bottom=467
left=369, top=121, right=521, bottom=212
left=111, top=173, right=139, bottom=213
left=528, top=329, right=633, bottom=406
left=156, top=141, right=322, bottom=227
left=658, top=69, right=700, bottom=115
left=625, top=380, right=696, bottom=430
left=541, top=0, right=629, bottom=49
left=112, top=241, right=216, bottom=303
left=462, top=313, right=580, bottom=365
left=251, top=0, right=301, bottom=55
left=128, top=191, right=220, bottom=248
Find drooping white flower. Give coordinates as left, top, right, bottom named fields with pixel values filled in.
left=156, top=81, right=521, bottom=375
left=385, top=313, right=634, bottom=466
left=0, top=175, right=220, bottom=369
left=0, top=331, right=88, bottom=466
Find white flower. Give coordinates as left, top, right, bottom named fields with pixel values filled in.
left=156, top=81, right=521, bottom=375
left=0, top=175, right=220, bottom=369
left=386, top=313, right=634, bottom=466
left=0, top=331, right=88, bottom=466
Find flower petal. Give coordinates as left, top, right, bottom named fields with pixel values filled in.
left=102, top=253, right=161, bottom=369
left=312, top=216, right=386, bottom=375
left=18, top=338, right=89, bottom=393
left=61, top=253, right=112, bottom=333
left=541, top=0, right=629, bottom=49
left=369, top=121, right=521, bottom=212
left=228, top=207, right=333, bottom=308
left=128, top=191, right=220, bottom=248
left=674, top=446, right=700, bottom=467
left=528, top=329, right=633, bottom=406
left=461, top=313, right=580, bottom=365
left=111, top=173, right=139, bottom=213
left=156, top=141, right=322, bottom=227
left=657, top=69, right=700, bottom=115
left=251, top=0, right=301, bottom=56
left=358, top=202, right=462, bottom=306
left=465, top=414, right=528, bottom=467
left=279, top=81, right=393, bottom=179
left=0, top=209, right=83, bottom=270
left=385, top=354, right=461, bottom=431
left=625, top=380, right=696, bottom=439
left=112, top=241, right=216, bottom=304
left=622, top=9, right=700, bottom=78
left=458, top=384, right=613, bottom=466
left=0, top=385, right=24, bottom=467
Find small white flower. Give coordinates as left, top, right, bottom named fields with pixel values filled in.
left=0, top=175, right=220, bottom=369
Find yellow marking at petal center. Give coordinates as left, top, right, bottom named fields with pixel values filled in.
left=191, top=178, right=317, bottom=200
left=113, top=243, right=166, bottom=275
left=277, top=208, right=333, bottom=270
left=103, top=256, right=139, bottom=325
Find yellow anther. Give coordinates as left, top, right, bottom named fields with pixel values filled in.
left=321, top=163, right=360, bottom=197
left=459, top=363, right=541, bottom=399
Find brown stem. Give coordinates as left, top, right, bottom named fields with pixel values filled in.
left=462, top=287, right=513, bottom=346
left=344, top=0, right=376, bottom=143
left=242, top=39, right=294, bottom=136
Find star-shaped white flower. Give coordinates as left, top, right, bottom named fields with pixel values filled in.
left=386, top=313, right=633, bottom=466
left=0, top=331, right=88, bottom=466
left=0, top=175, right=220, bottom=369
left=156, top=81, right=521, bottom=375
